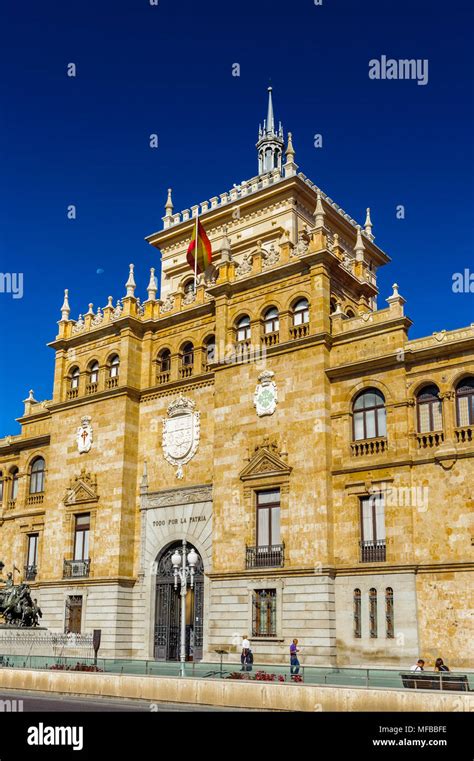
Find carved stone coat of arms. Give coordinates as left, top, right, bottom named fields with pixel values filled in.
left=162, top=395, right=200, bottom=478
left=76, top=416, right=93, bottom=454
left=254, top=370, right=278, bottom=417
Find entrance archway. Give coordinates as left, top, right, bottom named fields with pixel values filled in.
left=154, top=541, right=204, bottom=661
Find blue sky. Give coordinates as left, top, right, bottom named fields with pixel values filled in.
left=1, top=0, right=473, bottom=434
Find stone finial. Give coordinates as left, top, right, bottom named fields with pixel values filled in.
left=147, top=267, right=158, bottom=301
left=22, top=389, right=38, bottom=416
left=386, top=282, right=406, bottom=309
left=220, top=225, right=232, bottom=262
left=165, top=188, right=173, bottom=217
left=140, top=460, right=149, bottom=493
left=285, top=132, right=295, bottom=161
left=107, top=296, right=114, bottom=308
left=86, top=303, right=94, bottom=315
left=125, top=263, right=136, bottom=298
left=284, top=131, right=298, bottom=177
left=60, top=289, right=70, bottom=321
left=354, top=225, right=365, bottom=262
left=364, top=207, right=374, bottom=240
left=314, top=191, right=325, bottom=228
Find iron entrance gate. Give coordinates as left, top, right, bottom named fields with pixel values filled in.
left=154, top=542, right=204, bottom=661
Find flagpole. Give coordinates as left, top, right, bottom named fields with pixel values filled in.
left=194, top=210, right=198, bottom=294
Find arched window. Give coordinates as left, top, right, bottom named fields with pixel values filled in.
left=345, top=309, right=356, bottom=319
left=369, top=588, right=378, bottom=638
left=70, top=367, right=80, bottom=390
left=88, top=361, right=99, bottom=386
left=263, top=307, right=279, bottom=334
left=29, top=457, right=45, bottom=494
left=456, top=377, right=474, bottom=427
left=353, top=388, right=386, bottom=440
left=236, top=315, right=251, bottom=342
left=417, top=385, right=442, bottom=433
left=204, top=336, right=216, bottom=367
left=182, top=342, right=194, bottom=367
left=184, top=280, right=194, bottom=295
left=158, top=349, right=171, bottom=374
left=10, top=468, right=19, bottom=501
left=293, top=298, right=309, bottom=326
left=330, top=298, right=338, bottom=315
left=354, top=589, right=361, bottom=638
left=109, top=355, right=120, bottom=378
left=385, top=587, right=394, bottom=639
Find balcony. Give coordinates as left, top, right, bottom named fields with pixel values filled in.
left=63, top=559, right=91, bottom=579
left=246, top=543, right=284, bottom=569
left=24, top=564, right=37, bottom=581
left=351, top=437, right=388, bottom=457
left=455, top=426, right=473, bottom=444
left=86, top=382, right=98, bottom=395
left=158, top=371, right=170, bottom=384
left=106, top=377, right=118, bottom=389
left=7, top=499, right=16, bottom=510
left=26, top=494, right=44, bottom=506
left=415, top=431, right=444, bottom=449
left=360, top=540, right=386, bottom=563
left=67, top=389, right=78, bottom=400
left=180, top=366, right=193, bottom=379
left=262, top=332, right=279, bottom=347
left=290, top=324, right=309, bottom=339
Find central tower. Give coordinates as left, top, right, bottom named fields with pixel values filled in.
left=256, top=86, right=284, bottom=175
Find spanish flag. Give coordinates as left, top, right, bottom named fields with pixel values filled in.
left=186, top=219, right=213, bottom=275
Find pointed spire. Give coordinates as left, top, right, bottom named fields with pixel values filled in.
left=147, top=267, right=158, bottom=301
left=354, top=225, right=365, bottom=261
left=23, top=389, right=37, bottom=403
left=364, top=207, right=374, bottom=241
left=86, top=303, right=94, bottom=316
left=266, top=86, right=275, bottom=133
left=313, top=191, right=325, bottom=228
left=60, top=289, right=70, bottom=321
left=125, top=263, right=136, bottom=297
left=256, top=86, right=284, bottom=175
left=107, top=295, right=114, bottom=308
left=164, top=188, right=173, bottom=217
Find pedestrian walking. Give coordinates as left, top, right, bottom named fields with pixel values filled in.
left=290, top=638, right=300, bottom=675
left=241, top=634, right=250, bottom=672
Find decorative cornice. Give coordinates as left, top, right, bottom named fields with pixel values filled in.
left=143, top=483, right=212, bottom=509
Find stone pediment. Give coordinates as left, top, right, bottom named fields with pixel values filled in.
left=239, top=440, right=292, bottom=482
left=63, top=468, right=99, bottom=505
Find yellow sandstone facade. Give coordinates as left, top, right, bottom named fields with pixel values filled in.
left=0, top=90, right=472, bottom=667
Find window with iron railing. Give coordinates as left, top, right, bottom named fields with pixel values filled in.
left=354, top=589, right=361, bottom=638
left=360, top=494, right=386, bottom=562
left=369, top=588, right=378, bottom=638
left=386, top=587, right=394, bottom=638
left=252, top=589, right=277, bottom=637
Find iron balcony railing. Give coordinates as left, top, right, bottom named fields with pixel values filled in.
left=24, top=564, right=37, bottom=581
left=246, top=543, right=284, bottom=569
left=63, top=559, right=91, bottom=579
left=360, top=540, right=386, bottom=563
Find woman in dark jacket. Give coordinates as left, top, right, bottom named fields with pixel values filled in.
left=434, top=658, right=450, bottom=672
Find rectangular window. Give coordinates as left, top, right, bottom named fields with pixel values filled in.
left=252, top=589, right=277, bottom=637
left=74, top=514, right=90, bottom=560
left=27, top=534, right=39, bottom=567
left=256, top=489, right=280, bottom=547
left=360, top=494, right=385, bottom=543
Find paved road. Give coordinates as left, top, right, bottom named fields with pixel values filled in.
left=0, top=689, right=249, bottom=712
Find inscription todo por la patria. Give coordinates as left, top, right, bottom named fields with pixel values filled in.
left=152, top=516, right=208, bottom=528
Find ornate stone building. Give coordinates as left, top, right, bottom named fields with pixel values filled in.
left=0, top=89, right=473, bottom=667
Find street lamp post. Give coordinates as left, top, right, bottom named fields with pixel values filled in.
left=171, top=540, right=198, bottom=677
